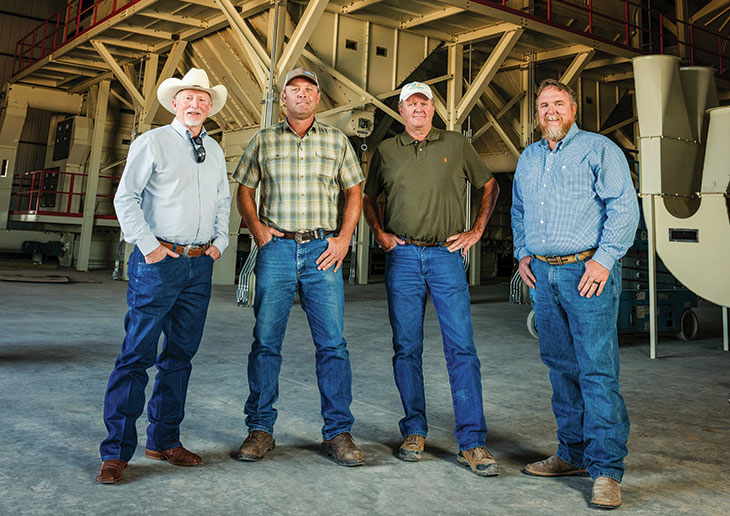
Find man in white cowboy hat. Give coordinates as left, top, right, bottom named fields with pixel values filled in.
left=362, top=81, right=500, bottom=476
left=96, top=68, right=231, bottom=484
left=233, top=67, right=365, bottom=467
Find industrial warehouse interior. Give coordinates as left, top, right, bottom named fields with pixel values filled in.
left=1, top=1, right=729, bottom=515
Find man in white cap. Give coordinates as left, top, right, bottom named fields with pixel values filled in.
left=363, top=81, right=500, bottom=476
left=233, top=67, right=365, bottom=467
left=96, top=68, right=231, bottom=484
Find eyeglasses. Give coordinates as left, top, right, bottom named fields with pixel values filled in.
left=190, top=136, right=206, bottom=163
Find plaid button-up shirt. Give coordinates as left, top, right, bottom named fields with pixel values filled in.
left=234, top=119, right=364, bottom=232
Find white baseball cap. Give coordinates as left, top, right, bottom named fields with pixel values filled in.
left=399, top=82, right=433, bottom=103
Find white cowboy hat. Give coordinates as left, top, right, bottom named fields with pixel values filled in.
left=157, top=68, right=227, bottom=116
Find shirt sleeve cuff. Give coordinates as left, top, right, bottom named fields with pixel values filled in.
left=211, top=236, right=228, bottom=255
left=516, top=247, right=531, bottom=261
left=591, top=248, right=616, bottom=271
left=136, top=235, right=160, bottom=256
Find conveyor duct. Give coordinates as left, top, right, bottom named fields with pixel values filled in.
left=632, top=55, right=730, bottom=307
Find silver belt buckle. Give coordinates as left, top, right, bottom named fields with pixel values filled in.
left=182, top=244, right=193, bottom=257
left=294, top=230, right=312, bottom=244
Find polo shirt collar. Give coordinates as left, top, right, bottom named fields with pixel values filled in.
left=397, top=127, right=442, bottom=146
left=171, top=117, right=208, bottom=140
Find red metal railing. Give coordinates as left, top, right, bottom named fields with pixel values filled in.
left=475, top=0, right=730, bottom=78
left=11, top=169, right=117, bottom=220
left=12, top=0, right=141, bottom=76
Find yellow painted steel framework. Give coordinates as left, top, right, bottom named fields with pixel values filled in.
left=2, top=0, right=729, bottom=288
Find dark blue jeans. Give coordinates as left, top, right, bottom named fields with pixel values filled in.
left=531, top=258, right=629, bottom=482
left=385, top=244, right=487, bottom=451
left=100, top=246, right=213, bottom=462
left=245, top=236, right=354, bottom=440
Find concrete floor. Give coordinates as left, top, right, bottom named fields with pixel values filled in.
left=1, top=264, right=729, bottom=516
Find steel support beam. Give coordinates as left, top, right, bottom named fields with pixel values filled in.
left=455, top=28, right=523, bottom=126
left=214, top=0, right=270, bottom=89
left=446, top=45, right=463, bottom=131
left=559, top=50, right=595, bottom=87
left=473, top=91, right=523, bottom=140
left=275, top=0, right=330, bottom=89
left=91, top=40, right=145, bottom=107
left=302, top=49, right=403, bottom=124
left=138, top=40, right=188, bottom=131
left=452, top=22, right=520, bottom=44
left=77, top=81, right=110, bottom=272
left=402, top=6, right=464, bottom=29
left=341, top=0, right=386, bottom=14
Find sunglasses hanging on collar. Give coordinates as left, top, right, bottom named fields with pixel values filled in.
left=190, top=136, right=206, bottom=163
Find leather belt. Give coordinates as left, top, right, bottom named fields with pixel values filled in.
left=159, top=240, right=210, bottom=258
left=534, top=249, right=596, bottom=266
left=280, top=229, right=335, bottom=244
left=403, top=238, right=446, bottom=247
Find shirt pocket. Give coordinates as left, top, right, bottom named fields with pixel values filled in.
left=264, top=151, right=290, bottom=183
left=314, top=150, right=338, bottom=183
left=559, top=162, right=595, bottom=199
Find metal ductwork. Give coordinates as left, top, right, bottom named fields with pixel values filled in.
left=633, top=55, right=730, bottom=307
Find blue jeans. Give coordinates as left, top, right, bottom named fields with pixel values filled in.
left=100, top=246, right=213, bottom=462
left=385, top=244, right=487, bottom=450
left=245, top=236, right=354, bottom=440
left=531, top=258, right=630, bottom=482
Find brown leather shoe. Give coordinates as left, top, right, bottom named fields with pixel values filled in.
left=145, top=446, right=202, bottom=466
left=320, top=432, right=365, bottom=467
left=237, top=430, right=275, bottom=461
left=96, top=459, right=127, bottom=484
left=522, top=455, right=587, bottom=477
left=398, top=434, right=425, bottom=462
left=591, top=477, right=622, bottom=509
left=457, top=446, right=499, bottom=477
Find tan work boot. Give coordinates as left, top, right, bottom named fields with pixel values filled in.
left=237, top=430, right=275, bottom=461
left=398, top=434, right=425, bottom=462
left=320, top=432, right=365, bottom=467
left=522, top=455, right=588, bottom=477
left=591, top=477, right=622, bottom=509
left=456, top=446, right=499, bottom=477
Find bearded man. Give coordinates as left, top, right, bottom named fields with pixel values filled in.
left=511, top=79, right=639, bottom=509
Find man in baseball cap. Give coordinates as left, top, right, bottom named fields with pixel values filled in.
left=363, top=80, right=500, bottom=476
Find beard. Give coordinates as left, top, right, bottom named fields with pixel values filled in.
left=540, top=118, right=572, bottom=142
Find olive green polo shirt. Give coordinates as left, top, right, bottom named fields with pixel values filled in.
left=364, top=128, right=493, bottom=243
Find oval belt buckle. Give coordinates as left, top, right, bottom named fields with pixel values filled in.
left=294, top=230, right=311, bottom=244
left=182, top=244, right=193, bottom=257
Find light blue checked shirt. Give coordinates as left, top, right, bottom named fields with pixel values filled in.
left=511, top=123, right=639, bottom=270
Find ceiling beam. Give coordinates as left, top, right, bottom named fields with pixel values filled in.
left=341, top=0, right=387, bottom=14
left=137, top=11, right=209, bottom=27
left=114, top=23, right=175, bottom=40
left=401, top=6, right=465, bottom=29
left=690, top=0, right=730, bottom=22
left=452, top=22, right=521, bottom=45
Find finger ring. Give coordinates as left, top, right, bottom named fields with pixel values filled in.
left=593, top=281, right=600, bottom=285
